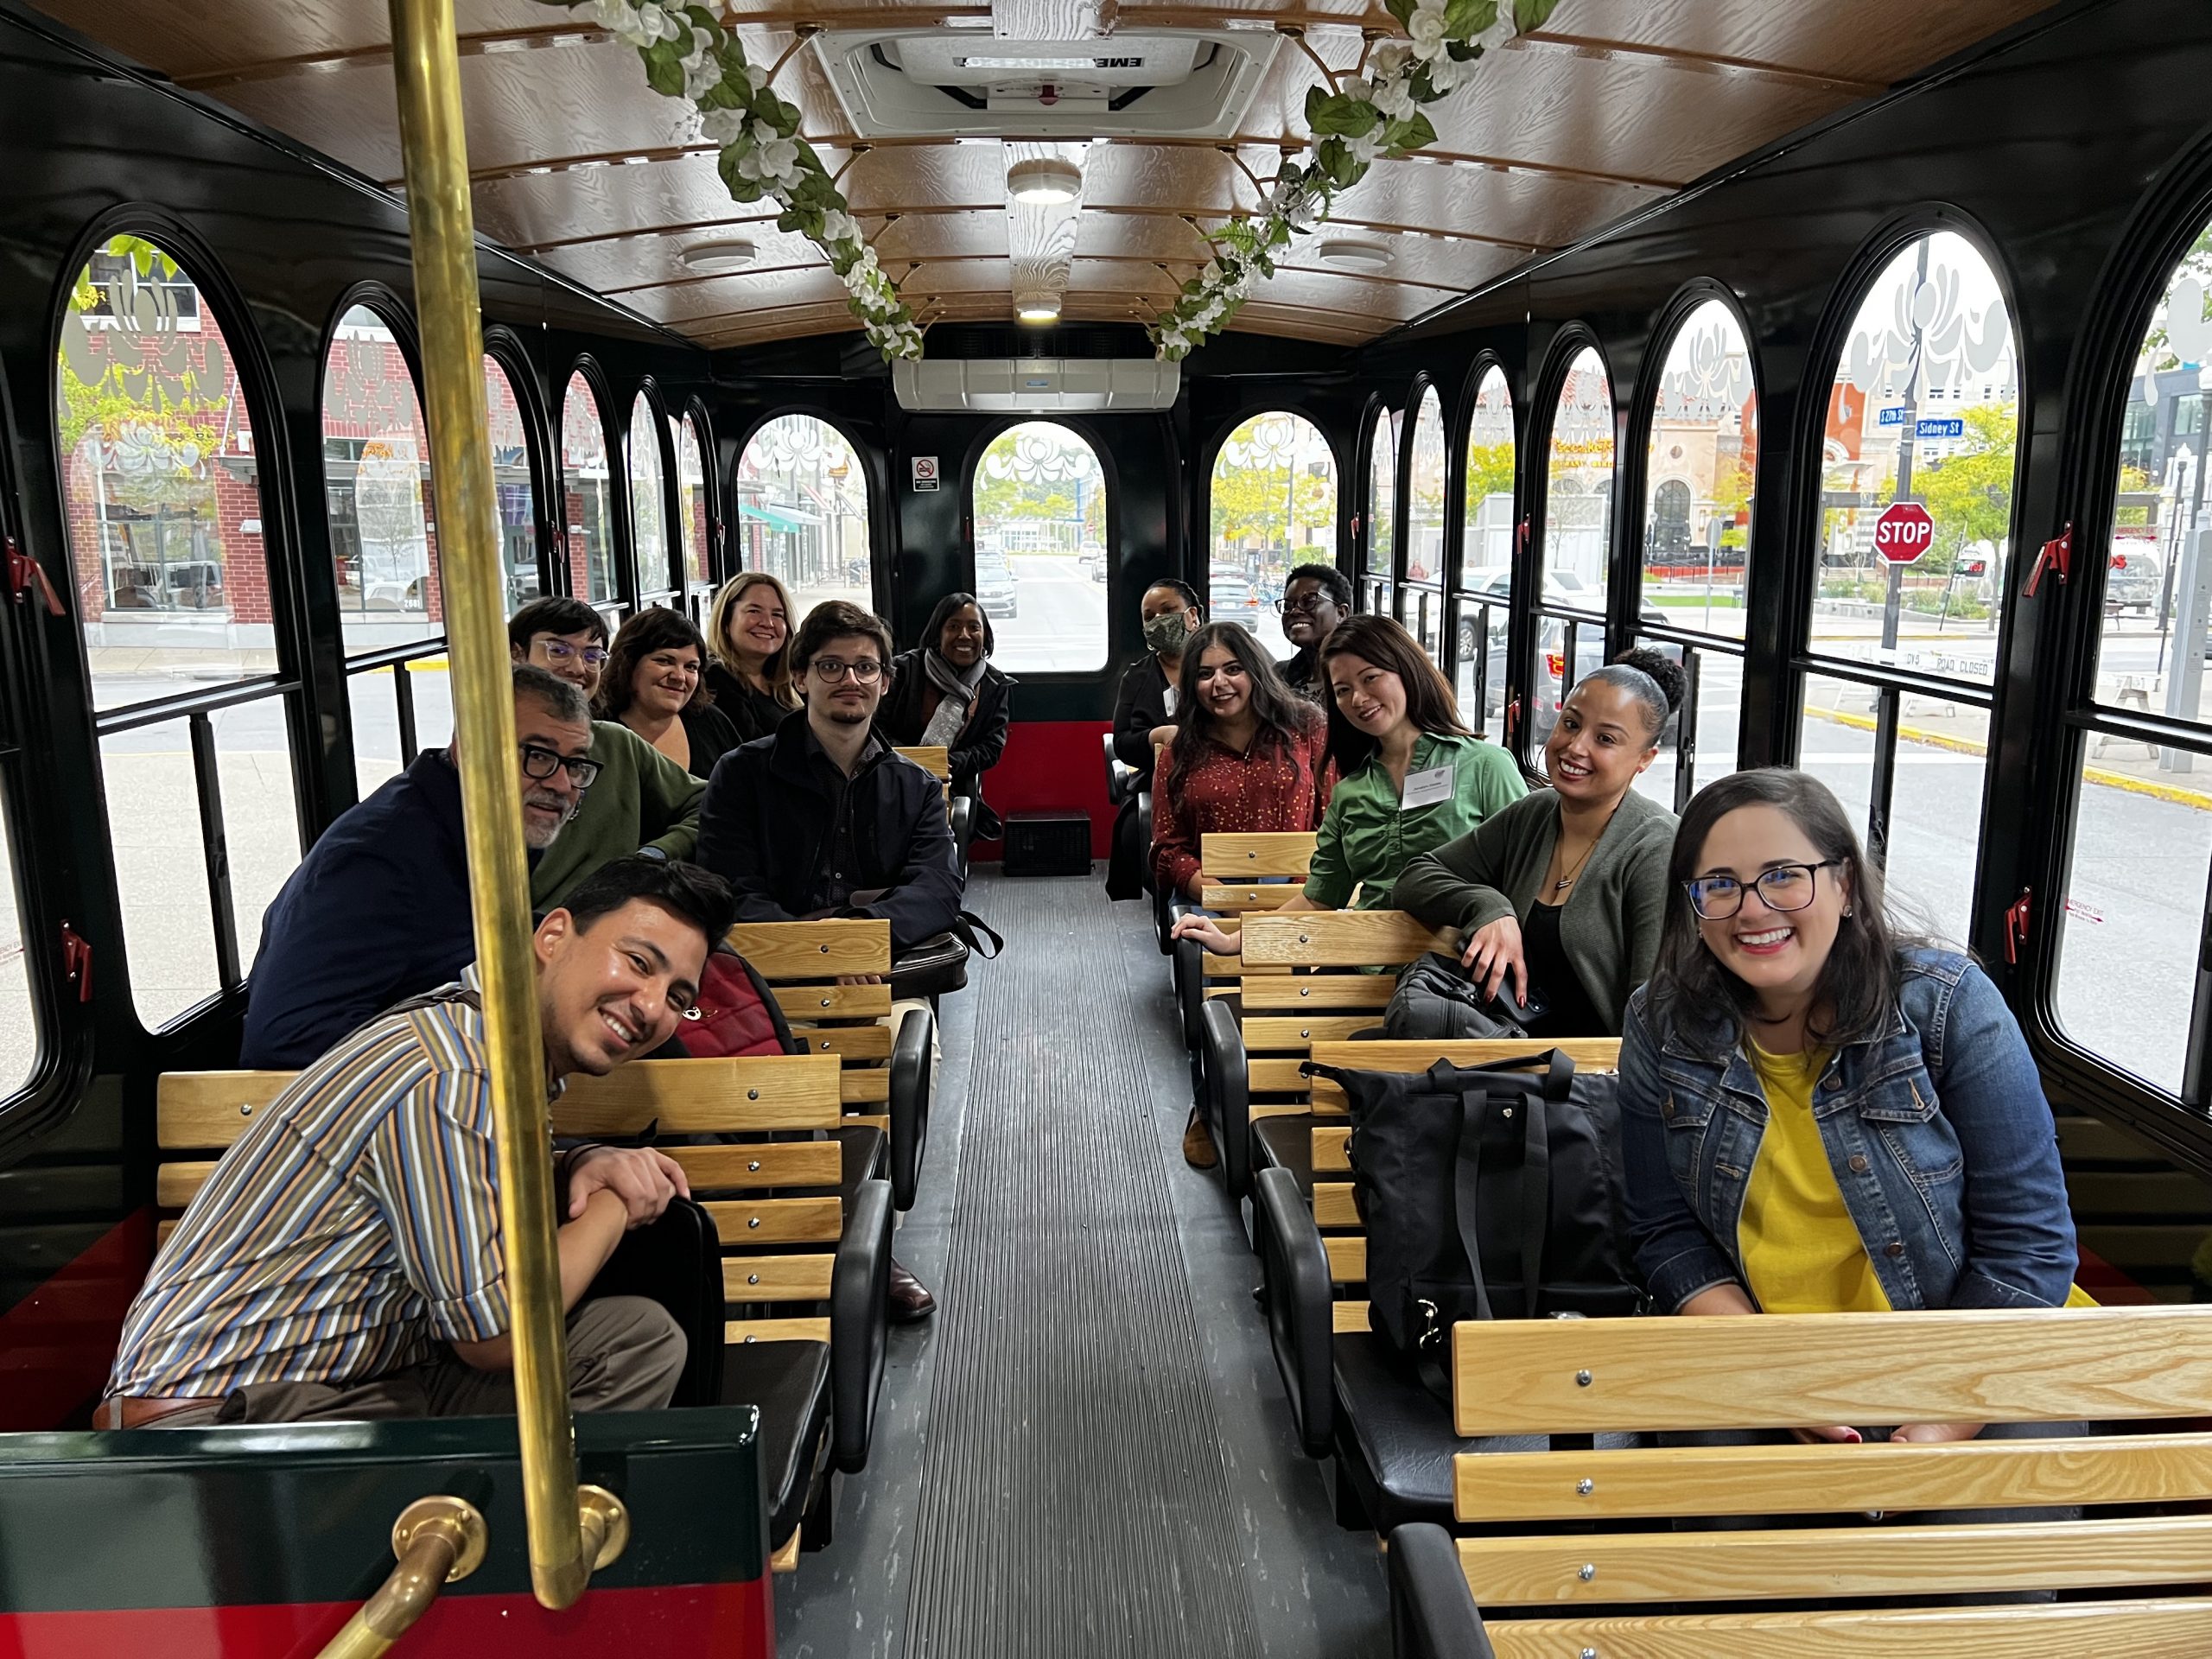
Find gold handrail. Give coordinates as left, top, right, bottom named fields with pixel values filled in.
left=315, top=1496, right=488, bottom=1659
left=385, top=0, right=624, bottom=1611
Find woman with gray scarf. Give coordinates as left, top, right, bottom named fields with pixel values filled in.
left=878, top=592, right=1015, bottom=838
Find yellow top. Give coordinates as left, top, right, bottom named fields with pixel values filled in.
left=1738, top=1040, right=1891, bottom=1314
left=1738, top=1039, right=2100, bottom=1313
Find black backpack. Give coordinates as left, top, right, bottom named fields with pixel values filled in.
left=1307, top=1050, right=1639, bottom=1395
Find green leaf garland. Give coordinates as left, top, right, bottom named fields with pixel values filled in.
left=1151, top=0, right=1560, bottom=361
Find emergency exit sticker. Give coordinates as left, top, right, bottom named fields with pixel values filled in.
left=912, top=455, right=940, bottom=493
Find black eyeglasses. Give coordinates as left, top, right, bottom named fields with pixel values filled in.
left=1275, top=594, right=1330, bottom=615
left=810, top=657, right=884, bottom=684
left=519, top=743, right=601, bottom=788
left=1684, top=861, right=1840, bottom=920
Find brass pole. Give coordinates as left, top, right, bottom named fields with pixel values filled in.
left=385, top=0, right=615, bottom=1611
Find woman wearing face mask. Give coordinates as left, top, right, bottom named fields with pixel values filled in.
left=594, top=606, right=744, bottom=779
left=1621, top=767, right=2088, bottom=1465
left=1171, top=614, right=1525, bottom=952
left=877, top=592, right=1016, bottom=837
left=703, top=570, right=801, bottom=741
left=1106, top=578, right=1205, bottom=900
left=1393, top=648, right=1685, bottom=1037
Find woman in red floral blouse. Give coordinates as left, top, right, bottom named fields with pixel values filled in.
left=1152, top=624, right=1331, bottom=1166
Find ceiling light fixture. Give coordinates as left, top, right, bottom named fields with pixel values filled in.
left=1015, top=291, right=1062, bottom=322
left=1007, top=156, right=1083, bottom=204
left=680, top=239, right=758, bottom=271
left=1316, top=238, right=1392, bottom=274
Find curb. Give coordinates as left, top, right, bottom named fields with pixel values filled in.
left=1803, top=705, right=2212, bottom=812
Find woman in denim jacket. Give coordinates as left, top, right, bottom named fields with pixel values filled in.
left=1620, top=767, right=2079, bottom=1453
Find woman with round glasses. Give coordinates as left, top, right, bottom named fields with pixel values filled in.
left=1620, top=767, right=2083, bottom=1452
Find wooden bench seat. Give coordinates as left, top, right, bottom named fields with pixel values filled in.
left=1389, top=1304, right=2212, bottom=1658
left=1170, top=831, right=1318, bottom=1069
left=731, top=918, right=935, bottom=1209
left=1195, top=908, right=1448, bottom=1202
left=153, top=1049, right=892, bottom=1569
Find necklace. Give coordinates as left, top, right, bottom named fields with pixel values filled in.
left=1554, top=838, right=1598, bottom=893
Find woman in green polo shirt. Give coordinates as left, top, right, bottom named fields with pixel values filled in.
left=1171, top=614, right=1524, bottom=952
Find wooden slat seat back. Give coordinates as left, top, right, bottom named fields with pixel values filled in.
left=559, top=1054, right=847, bottom=1344
left=1444, top=1306, right=2212, bottom=1657
left=729, top=919, right=897, bottom=1128
left=893, top=746, right=953, bottom=817
left=1230, top=912, right=1452, bottom=1107
left=1196, top=830, right=1315, bottom=914
left=1304, top=1037, right=1620, bottom=1332
left=155, top=1071, right=296, bottom=1226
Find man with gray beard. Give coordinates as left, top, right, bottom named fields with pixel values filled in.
left=240, top=664, right=597, bottom=1067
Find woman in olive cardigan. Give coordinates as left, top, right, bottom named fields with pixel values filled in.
left=1393, top=650, right=1686, bottom=1037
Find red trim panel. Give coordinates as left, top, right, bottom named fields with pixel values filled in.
left=0, top=1210, right=152, bottom=1432
left=973, top=720, right=1114, bottom=857
left=0, top=1580, right=773, bottom=1657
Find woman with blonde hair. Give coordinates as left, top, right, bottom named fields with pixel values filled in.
left=705, top=569, right=801, bottom=741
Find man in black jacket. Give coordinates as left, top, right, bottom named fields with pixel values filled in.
left=698, top=601, right=962, bottom=950
left=698, top=601, right=958, bottom=1322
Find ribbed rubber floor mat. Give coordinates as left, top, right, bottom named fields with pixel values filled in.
left=902, top=873, right=1263, bottom=1658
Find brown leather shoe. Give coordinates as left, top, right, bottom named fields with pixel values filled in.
left=1183, top=1109, right=1217, bottom=1170
left=888, top=1257, right=936, bottom=1323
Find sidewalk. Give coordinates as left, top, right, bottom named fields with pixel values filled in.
left=1801, top=682, right=2212, bottom=811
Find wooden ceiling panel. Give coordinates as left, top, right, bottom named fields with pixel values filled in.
left=1529, top=0, right=2060, bottom=92
left=25, top=0, right=2068, bottom=349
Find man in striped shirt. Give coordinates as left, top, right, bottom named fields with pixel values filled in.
left=100, top=856, right=733, bottom=1427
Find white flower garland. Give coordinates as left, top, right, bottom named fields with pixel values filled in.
left=550, top=0, right=923, bottom=359
left=1151, top=0, right=1558, bottom=362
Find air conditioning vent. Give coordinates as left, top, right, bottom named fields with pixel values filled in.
left=814, top=29, right=1278, bottom=140
left=893, top=358, right=1181, bottom=413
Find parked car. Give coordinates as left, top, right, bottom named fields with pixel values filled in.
left=1079, top=545, right=1105, bottom=583
left=1456, top=566, right=1682, bottom=747
left=1208, top=565, right=1262, bottom=632
left=975, top=550, right=1019, bottom=619
left=2107, top=540, right=2163, bottom=613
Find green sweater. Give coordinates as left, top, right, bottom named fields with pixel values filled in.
left=530, top=721, right=706, bottom=909
left=1390, top=785, right=1677, bottom=1034
left=1303, top=732, right=1527, bottom=911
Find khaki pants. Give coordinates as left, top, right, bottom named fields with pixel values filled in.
left=149, top=1295, right=686, bottom=1427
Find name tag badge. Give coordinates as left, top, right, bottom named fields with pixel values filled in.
left=1402, top=763, right=1454, bottom=810
left=1163, top=685, right=1179, bottom=717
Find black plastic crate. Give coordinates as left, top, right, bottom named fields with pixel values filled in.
left=1001, top=812, right=1092, bottom=876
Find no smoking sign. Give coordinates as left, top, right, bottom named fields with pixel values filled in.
left=911, top=454, right=940, bottom=493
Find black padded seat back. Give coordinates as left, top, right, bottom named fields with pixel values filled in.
left=718, top=1338, right=834, bottom=1545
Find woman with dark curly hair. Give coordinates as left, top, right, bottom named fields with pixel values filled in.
left=594, top=606, right=744, bottom=779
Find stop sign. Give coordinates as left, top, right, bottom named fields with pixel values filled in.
left=1872, top=501, right=1935, bottom=565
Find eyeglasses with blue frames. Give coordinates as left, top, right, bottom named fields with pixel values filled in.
left=1683, top=860, right=1841, bottom=921
left=518, top=743, right=601, bottom=788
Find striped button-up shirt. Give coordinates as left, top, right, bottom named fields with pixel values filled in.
left=108, top=969, right=552, bottom=1402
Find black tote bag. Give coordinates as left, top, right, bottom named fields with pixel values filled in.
left=1307, top=1050, right=1638, bottom=1395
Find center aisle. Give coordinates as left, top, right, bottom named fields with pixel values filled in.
left=773, top=870, right=1389, bottom=1657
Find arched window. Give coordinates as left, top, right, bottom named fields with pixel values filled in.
left=971, top=421, right=1108, bottom=673
left=1209, top=410, right=1337, bottom=653
left=1540, top=346, right=1614, bottom=613
left=628, top=392, right=669, bottom=602
left=484, top=353, right=539, bottom=611
left=1800, top=231, right=2018, bottom=951
left=735, top=414, right=871, bottom=622
left=1402, top=385, right=1448, bottom=660
left=1632, top=298, right=1758, bottom=809
left=321, top=306, right=435, bottom=655
left=2059, top=219, right=2212, bottom=1099
left=56, top=235, right=303, bottom=1030
left=1455, top=365, right=1516, bottom=737
left=561, top=370, right=617, bottom=607
left=675, top=411, right=710, bottom=598
left=1364, top=405, right=1397, bottom=611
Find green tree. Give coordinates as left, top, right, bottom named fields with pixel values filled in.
left=1210, top=458, right=1334, bottom=553
left=1463, top=441, right=1514, bottom=507
left=1916, top=404, right=2017, bottom=573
